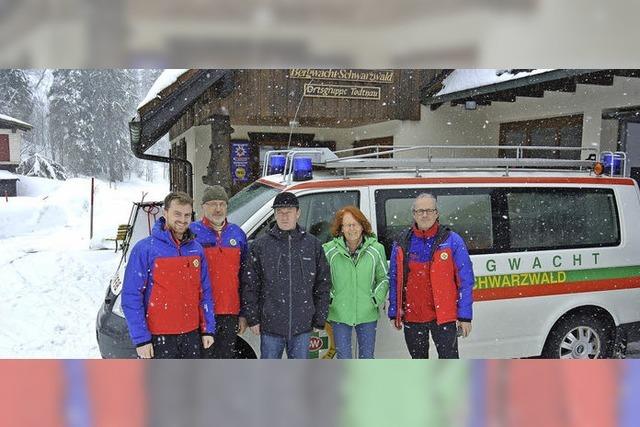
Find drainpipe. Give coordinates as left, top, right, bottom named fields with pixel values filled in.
left=129, top=119, right=194, bottom=198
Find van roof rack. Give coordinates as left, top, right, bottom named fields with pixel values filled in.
left=263, top=145, right=628, bottom=183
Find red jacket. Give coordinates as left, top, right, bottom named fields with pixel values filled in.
left=190, top=219, right=248, bottom=315
left=388, top=224, right=474, bottom=325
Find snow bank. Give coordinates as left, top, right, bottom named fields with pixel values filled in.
left=0, top=175, right=168, bottom=357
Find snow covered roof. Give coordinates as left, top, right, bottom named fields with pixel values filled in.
left=0, top=170, right=19, bottom=180
left=137, top=69, right=190, bottom=110
left=131, top=70, right=230, bottom=155
left=436, top=69, right=555, bottom=96
left=0, top=113, right=32, bottom=131
left=421, top=69, right=639, bottom=109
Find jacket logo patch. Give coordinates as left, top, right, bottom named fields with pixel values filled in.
left=193, top=259, right=200, bottom=268
left=230, top=239, right=237, bottom=246
left=440, top=252, right=449, bottom=261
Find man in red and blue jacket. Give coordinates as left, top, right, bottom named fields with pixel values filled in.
left=388, top=193, right=474, bottom=358
left=122, top=191, right=216, bottom=359
left=190, top=185, right=248, bottom=358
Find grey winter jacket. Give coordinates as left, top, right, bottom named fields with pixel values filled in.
left=241, top=224, right=331, bottom=338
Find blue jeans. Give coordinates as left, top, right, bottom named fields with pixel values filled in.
left=330, top=321, right=377, bottom=359
left=260, top=332, right=312, bottom=359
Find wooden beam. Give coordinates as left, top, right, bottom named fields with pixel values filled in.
left=514, top=86, right=545, bottom=98
left=576, top=71, right=615, bottom=86
left=543, top=78, right=577, bottom=93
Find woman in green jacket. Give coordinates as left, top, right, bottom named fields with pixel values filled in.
left=323, top=205, right=389, bottom=359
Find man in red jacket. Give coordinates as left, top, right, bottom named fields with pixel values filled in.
left=122, top=192, right=216, bottom=359
left=191, top=185, right=248, bottom=358
left=388, top=193, right=474, bottom=359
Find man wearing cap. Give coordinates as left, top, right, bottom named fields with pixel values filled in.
left=190, top=185, right=248, bottom=359
left=241, top=191, right=331, bottom=359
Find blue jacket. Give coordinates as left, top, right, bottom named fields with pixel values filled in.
left=388, top=225, right=474, bottom=325
left=122, top=217, right=216, bottom=346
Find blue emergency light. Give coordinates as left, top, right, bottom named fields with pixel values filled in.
left=602, top=153, right=622, bottom=175
left=293, top=157, right=313, bottom=181
left=268, top=155, right=286, bottom=174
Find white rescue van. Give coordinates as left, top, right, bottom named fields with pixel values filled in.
left=97, top=145, right=640, bottom=358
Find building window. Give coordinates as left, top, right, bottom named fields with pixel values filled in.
left=499, top=115, right=583, bottom=159
left=0, top=134, right=9, bottom=162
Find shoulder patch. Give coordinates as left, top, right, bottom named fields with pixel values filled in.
left=193, top=259, right=200, bottom=268
left=229, top=238, right=237, bottom=246
left=440, top=252, right=449, bottom=261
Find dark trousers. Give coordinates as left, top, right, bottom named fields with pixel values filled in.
left=152, top=329, right=202, bottom=359
left=403, top=321, right=459, bottom=359
left=203, top=315, right=239, bottom=359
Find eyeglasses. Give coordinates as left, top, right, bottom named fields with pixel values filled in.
left=413, top=208, right=437, bottom=216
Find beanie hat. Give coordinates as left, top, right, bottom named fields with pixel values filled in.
left=202, top=185, right=229, bottom=204
left=272, top=191, right=299, bottom=208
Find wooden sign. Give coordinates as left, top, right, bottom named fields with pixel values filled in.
left=290, top=69, right=394, bottom=84
left=303, top=83, right=381, bottom=100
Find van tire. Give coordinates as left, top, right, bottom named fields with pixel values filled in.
left=542, top=312, right=613, bottom=359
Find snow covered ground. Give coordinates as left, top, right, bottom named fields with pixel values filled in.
left=0, top=175, right=168, bottom=358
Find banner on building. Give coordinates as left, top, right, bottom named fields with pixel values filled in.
left=230, top=141, right=251, bottom=184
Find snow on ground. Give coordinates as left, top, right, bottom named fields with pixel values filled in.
left=0, top=175, right=168, bottom=358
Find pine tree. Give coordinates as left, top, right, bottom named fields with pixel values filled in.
left=87, top=69, right=138, bottom=181
left=47, top=69, right=140, bottom=180
left=48, top=69, right=92, bottom=173
left=0, top=69, right=34, bottom=122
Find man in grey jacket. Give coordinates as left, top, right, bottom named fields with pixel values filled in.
left=241, top=192, right=331, bottom=359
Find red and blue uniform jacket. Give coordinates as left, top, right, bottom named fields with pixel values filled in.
left=122, top=217, right=216, bottom=347
left=388, top=224, right=474, bottom=325
left=190, top=218, right=248, bottom=315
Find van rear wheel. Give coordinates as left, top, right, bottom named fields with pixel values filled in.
left=542, top=313, right=613, bottom=359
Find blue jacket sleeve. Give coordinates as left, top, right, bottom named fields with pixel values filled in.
left=451, top=233, right=474, bottom=322
left=388, top=243, right=399, bottom=319
left=198, top=250, right=216, bottom=335
left=121, top=241, right=152, bottom=346
left=239, top=228, right=249, bottom=271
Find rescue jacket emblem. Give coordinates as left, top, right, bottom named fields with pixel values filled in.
left=193, top=259, right=200, bottom=268
left=229, top=238, right=237, bottom=246
left=440, top=252, right=449, bottom=260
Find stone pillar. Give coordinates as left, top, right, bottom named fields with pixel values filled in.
left=202, top=114, right=234, bottom=192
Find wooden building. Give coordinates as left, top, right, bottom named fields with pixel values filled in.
left=134, top=69, right=434, bottom=208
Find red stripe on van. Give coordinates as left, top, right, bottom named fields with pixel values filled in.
left=288, top=176, right=635, bottom=190
left=257, top=179, right=286, bottom=189
left=474, top=276, right=640, bottom=301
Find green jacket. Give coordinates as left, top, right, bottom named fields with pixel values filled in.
left=323, top=235, right=389, bottom=325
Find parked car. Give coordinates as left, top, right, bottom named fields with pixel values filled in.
left=97, top=146, right=640, bottom=358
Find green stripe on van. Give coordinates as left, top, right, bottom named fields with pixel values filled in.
left=564, top=265, right=640, bottom=282
left=474, top=265, right=640, bottom=290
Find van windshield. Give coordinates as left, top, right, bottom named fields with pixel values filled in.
left=227, top=182, right=280, bottom=226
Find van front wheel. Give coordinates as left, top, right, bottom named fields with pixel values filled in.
left=542, top=313, right=613, bottom=359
